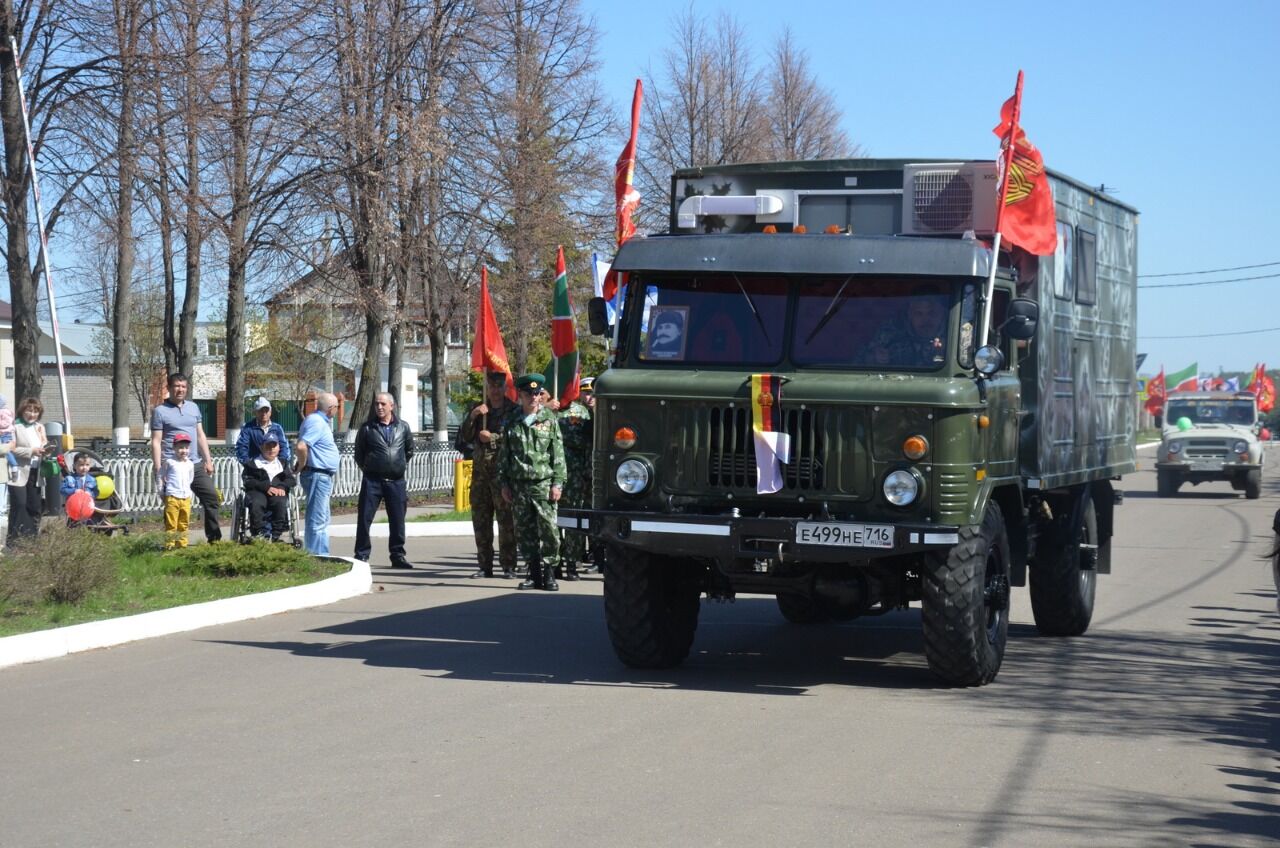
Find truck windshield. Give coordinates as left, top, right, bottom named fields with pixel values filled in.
left=1165, top=400, right=1256, bottom=426
left=793, top=276, right=951, bottom=369
left=637, top=274, right=787, bottom=364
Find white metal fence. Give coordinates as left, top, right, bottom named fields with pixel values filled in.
left=0, top=445, right=462, bottom=520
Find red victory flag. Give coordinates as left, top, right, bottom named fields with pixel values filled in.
left=1258, top=365, right=1277, bottom=414
left=602, top=79, right=643, bottom=304
left=1246, top=362, right=1265, bottom=395
left=992, top=71, right=1057, bottom=256
left=545, top=245, right=580, bottom=405
left=1144, top=367, right=1166, bottom=417
left=470, top=266, right=516, bottom=401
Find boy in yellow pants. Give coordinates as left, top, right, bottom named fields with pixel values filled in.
left=160, top=433, right=196, bottom=548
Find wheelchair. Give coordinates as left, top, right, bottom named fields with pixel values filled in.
left=231, top=489, right=302, bottom=547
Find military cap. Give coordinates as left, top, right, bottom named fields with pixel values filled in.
left=579, top=376, right=595, bottom=392
left=515, top=373, right=544, bottom=392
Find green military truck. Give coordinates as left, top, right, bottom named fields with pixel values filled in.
left=567, top=159, right=1139, bottom=686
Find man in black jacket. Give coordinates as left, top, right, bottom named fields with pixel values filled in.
left=354, top=392, right=415, bottom=568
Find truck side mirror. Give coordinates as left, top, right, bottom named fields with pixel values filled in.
left=1002, top=297, right=1038, bottom=340
left=587, top=297, right=610, bottom=336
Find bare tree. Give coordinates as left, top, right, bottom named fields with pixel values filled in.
left=109, top=0, right=143, bottom=443
left=762, top=28, right=860, bottom=161
left=482, top=0, right=609, bottom=373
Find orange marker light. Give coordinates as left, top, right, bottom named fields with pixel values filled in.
left=903, top=435, right=928, bottom=460
left=613, top=427, right=637, bottom=449
left=762, top=225, right=777, bottom=234
left=824, top=224, right=842, bottom=234
left=977, top=415, right=990, bottom=429
left=793, top=224, right=808, bottom=234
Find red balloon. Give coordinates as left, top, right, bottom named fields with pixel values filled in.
left=66, top=490, right=95, bottom=522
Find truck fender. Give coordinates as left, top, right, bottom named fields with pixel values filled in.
left=972, top=483, right=1029, bottom=587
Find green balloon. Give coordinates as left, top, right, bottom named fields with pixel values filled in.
left=1176, top=417, right=1193, bottom=431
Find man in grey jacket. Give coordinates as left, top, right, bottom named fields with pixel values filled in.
left=353, top=392, right=414, bottom=568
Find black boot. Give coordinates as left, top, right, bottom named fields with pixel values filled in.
left=543, top=560, right=560, bottom=592
left=518, top=556, right=542, bottom=591
left=562, top=560, right=580, bottom=581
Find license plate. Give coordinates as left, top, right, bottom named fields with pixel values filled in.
left=796, top=521, right=894, bottom=549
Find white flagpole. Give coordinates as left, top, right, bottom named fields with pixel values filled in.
left=9, top=36, right=72, bottom=446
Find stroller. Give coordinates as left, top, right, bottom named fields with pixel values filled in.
left=57, top=448, right=129, bottom=536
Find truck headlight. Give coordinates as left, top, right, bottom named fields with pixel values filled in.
left=882, top=469, right=921, bottom=506
left=1233, top=440, right=1249, bottom=455
left=1167, top=441, right=1183, bottom=454
left=974, top=345, right=1004, bottom=375
left=615, top=458, right=651, bottom=494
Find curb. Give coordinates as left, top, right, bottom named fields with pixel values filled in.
left=328, top=520, right=475, bottom=538
left=0, top=556, right=371, bottom=671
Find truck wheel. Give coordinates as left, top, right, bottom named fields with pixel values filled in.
left=1245, top=469, right=1262, bottom=500
left=1157, top=471, right=1178, bottom=497
left=776, top=593, right=830, bottom=624
left=1030, top=493, right=1098, bottom=636
left=602, top=545, right=702, bottom=668
left=921, top=505, right=1010, bottom=686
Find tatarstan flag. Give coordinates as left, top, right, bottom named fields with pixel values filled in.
left=992, top=71, right=1057, bottom=255
left=1168, top=362, right=1198, bottom=392
left=470, top=266, right=516, bottom=401
left=545, top=245, right=580, bottom=405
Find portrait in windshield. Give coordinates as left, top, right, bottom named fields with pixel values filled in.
left=637, top=275, right=786, bottom=364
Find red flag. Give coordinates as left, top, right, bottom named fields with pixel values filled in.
left=602, top=79, right=643, bottom=303
left=1144, top=367, right=1166, bottom=417
left=470, top=266, right=516, bottom=401
left=992, top=71, right=1057, bottom=255
left=1246, top=362, right=1265, bottom=395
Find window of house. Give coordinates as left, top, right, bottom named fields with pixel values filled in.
left=1053, top=222, right=1074, bottom=300
left=448, top=324, right=465, bottom=346
left=407, top=324, right=429, bottom=347
left=1075, top=229, right=1097, bottom=305
left=207, top=336, right=227, bottom=357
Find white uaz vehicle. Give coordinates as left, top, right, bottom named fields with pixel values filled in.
left=1156, top=391, right=1265, bottom=498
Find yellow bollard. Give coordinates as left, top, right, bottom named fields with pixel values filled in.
left=454, top=459, right=473, bottom=512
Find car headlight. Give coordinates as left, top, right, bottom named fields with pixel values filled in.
left=1233, top=440, right=1249, bottom=454
left=1167, top=441, right=1183, bottom=454
left=615, top=458, right=651, bottom=494
left=882, top=469, right=920, bottom=506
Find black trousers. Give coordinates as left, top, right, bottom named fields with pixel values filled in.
left=5, top=475, right=41, bottom=543
left=191, top=463, right=222, bottom=542
left=354, top=476, right=407, bottom=563
left=246, top=489, right=289, bottom=539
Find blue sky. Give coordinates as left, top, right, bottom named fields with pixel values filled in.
left=588, top=0, right=1280, bottom=375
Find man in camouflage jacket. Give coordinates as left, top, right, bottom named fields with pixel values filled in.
left=499, top=373, right=567, bottom=591
left=460, top=371, right=519, bottom=579
left=557, top=376, right=595, bottom=577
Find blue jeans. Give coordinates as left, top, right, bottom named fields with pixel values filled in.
left=300, top=470, right=334, bottom=556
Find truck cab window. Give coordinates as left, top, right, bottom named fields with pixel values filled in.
left=793, top=276, right=952, bottom=370
left=636, top=274, right=786, bottom=365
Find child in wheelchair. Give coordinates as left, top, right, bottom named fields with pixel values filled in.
left=241, top=436, right=295, bottom=541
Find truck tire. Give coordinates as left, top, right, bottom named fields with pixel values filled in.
left=602, top=545, right=701, bottom=669
left=921, top=505, right=1010, bottom=686
left=1030, top=493, right=1098, bottom=636
left=776, top=593, right=830, bottom=624
left=1245, top=469, right=1262, bottom=500
left=1157, top=471, right=1178, bottom=497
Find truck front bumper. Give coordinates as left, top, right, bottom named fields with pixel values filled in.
left=557, top=508, right=961, bottom=563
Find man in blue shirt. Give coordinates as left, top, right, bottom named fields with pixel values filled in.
left=293, top=392, right=341, bottom=555
left=236, top=397, right=292, bottom=463
left=150, top=373, right=222, bottom=542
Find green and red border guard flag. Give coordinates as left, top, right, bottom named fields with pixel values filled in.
left=602, top=79, right=643, bottom=304
left=546, top=245, right=580, bottom=405
left=993, top=71, right=1057, bottom=256
left=470, top=266, right=516, bottom=401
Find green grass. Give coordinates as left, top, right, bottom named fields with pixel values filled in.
left=1136, top=427, right=1162, bottom=443
left=0, top=532, right=347, bottom=638
left=374, top=509, right=471, bottom=523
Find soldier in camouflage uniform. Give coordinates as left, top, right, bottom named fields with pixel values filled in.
left=862, top=288, right=948, bottom=368
left=460, top=371, right=519, bottom=579
left=557, top=376, right=595, bottom=578
left=499, top=373, right=567, bottom=591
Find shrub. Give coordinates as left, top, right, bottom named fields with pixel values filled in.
left=168, top=540, right=317, bottom=577
left=0, top=524, right=119, bottom=607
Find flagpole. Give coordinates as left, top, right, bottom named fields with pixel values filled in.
left=981, top=71, right=1024, bottom=352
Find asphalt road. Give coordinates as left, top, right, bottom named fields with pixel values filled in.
left=2, top=460, right=1278, bottom=847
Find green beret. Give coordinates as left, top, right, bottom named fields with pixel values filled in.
left=515, top=373, right=543, bottom=392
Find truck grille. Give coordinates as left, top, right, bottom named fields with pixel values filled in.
left=1185, top=438, right=1230, bottom=460
left=704, top=406, right=825, bottom=490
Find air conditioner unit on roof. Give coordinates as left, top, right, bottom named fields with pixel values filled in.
left=901, top=162, right=998, bottom=236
